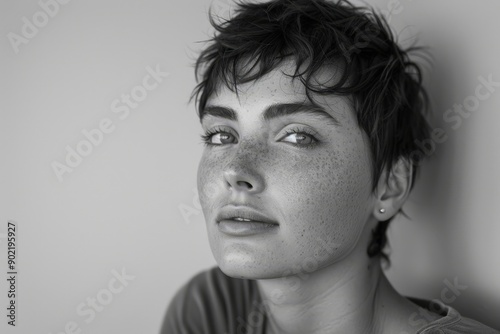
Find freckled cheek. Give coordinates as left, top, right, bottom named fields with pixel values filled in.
left=273, top=150, right=371, bottom=252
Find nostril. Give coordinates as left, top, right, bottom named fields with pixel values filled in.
left=236, top=181, right=253, bottom=189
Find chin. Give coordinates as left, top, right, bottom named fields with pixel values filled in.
left=217, top=263, right=279, bottom=280
left=214, top=252, right=285, bottom=280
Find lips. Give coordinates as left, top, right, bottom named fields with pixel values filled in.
left=216, top=206, right=279, bottom=236
left=216, top=206, right=278, bottom=225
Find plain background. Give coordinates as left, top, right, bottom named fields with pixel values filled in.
left=1, top=0, right=499, bottom=333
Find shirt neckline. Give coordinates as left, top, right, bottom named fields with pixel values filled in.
left=411, top=298, right=462, bottom=333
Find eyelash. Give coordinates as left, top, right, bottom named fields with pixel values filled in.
left=199, top=126, right=233, bottom=147
left=199, top=126, right=320, bottom=149
left=282, top=127, right=320, bottom=149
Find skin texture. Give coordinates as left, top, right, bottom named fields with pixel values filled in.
left=196, top=60, right=432, bottom=333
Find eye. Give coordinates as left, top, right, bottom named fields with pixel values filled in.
left=200, top=127, right=237, bottom=146
left=281, top=127, right=319, bottom=148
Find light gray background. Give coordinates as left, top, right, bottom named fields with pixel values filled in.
left=1, top=0, right=499, bottom=333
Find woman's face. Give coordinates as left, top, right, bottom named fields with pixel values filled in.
left=197, top=61, right=377, bottom=279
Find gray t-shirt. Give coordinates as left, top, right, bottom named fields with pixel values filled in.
left=161, top=266, right=499, bottom=334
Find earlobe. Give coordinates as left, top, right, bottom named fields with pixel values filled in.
left=374, top=158, right=413, bottom=220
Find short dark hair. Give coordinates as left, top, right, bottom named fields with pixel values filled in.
left=191, top=0, right=431, bottom=260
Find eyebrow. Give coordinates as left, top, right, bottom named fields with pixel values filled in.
left=200, top=102, right=340, bottom=126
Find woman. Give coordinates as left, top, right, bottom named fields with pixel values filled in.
left=161, top=0, right=499, bottom=333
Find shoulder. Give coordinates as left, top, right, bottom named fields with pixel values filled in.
left=414, top=299, right=499, bottom=334
left=160, top=266, right=261, bottom=334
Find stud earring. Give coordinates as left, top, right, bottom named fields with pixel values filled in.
left=379, top=208, right=386, bottom=213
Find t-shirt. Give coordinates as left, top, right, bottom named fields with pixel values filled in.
left=160, top=266, right=499, bottom=334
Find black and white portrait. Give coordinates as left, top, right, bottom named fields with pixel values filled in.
left=2, top=0, right=500, bottom=333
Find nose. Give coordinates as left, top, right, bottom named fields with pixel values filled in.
left=223, top=145, right=266, bottom=194
left=224, top=170, right=265, bottom=193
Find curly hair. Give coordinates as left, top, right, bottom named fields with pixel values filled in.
left=190, top=0, right=431, bottom=260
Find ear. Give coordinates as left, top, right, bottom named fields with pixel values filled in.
left=373, top=158, right=413, bottom=221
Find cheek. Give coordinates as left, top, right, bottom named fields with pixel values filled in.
left=272, top=139, right=373, bottom=260
left=197, top=151, right=220, bottom=218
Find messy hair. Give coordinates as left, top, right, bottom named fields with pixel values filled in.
left=191, top=0, right=431, bottom=260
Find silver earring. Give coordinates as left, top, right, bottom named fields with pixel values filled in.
left=379, top=208, right=386, bottom=213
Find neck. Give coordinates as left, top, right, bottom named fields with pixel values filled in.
left=255, top=252, right=420, bottom=334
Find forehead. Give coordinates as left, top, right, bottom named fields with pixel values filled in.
left=214, top=61, right=305, bottom=105
left=204, top=59, right=352, bottom=122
